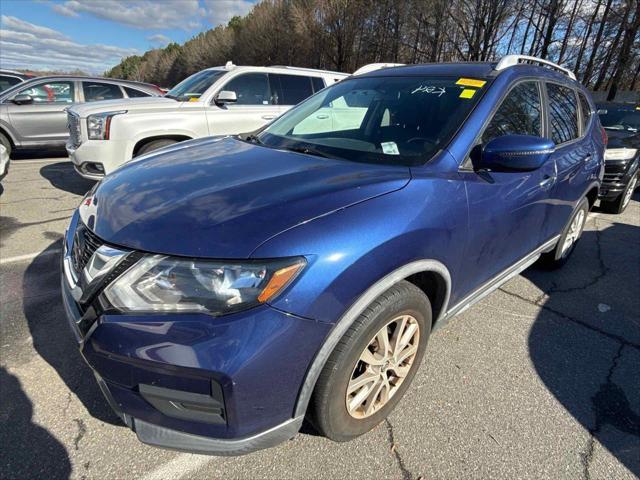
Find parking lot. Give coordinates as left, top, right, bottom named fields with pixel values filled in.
left=0, top=154, right=638, bottom=479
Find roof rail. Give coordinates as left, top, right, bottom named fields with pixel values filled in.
left=495, top=55, right=576, bottom=80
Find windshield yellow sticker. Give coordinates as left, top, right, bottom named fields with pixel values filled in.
left=459, top=88, right=476, bottom=99
left=189, top=97, right=199, bottom=102
left=456, top=78, right=486, bottom=88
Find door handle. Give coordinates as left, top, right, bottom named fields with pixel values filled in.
left=316, top=114, right=329, bottom=119
left=261, top=115, right=276, bottom=120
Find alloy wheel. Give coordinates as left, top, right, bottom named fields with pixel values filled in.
left=622, top=176, right=637, bottom=210
left=561, top=209, right=585, bottom=257
left=346, top=314, right=420, bottom=419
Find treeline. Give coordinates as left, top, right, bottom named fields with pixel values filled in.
left=106, top=0, right=640, bottom=100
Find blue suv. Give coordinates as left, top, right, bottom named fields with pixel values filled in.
left=62, top=56, right=604, bottom=455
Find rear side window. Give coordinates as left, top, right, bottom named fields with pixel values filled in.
left=222, top=73, right=272, bottom=105
left=272, top=74, right=314, bottom=105
left=578, top=92, right=592, bottom=133
left=482, top=81, right=542, bottom=143
left=124, top=87, right=151, bottom=98
left=311, top=77, right=325, bottom=93
left=83, top=82, right=123, bottom=102
left=547, top=83, right=579, bottom=144
left=0, top=75, right=22, bottom=92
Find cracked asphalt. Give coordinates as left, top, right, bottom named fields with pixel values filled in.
left=1, top=156, right=638, bottom=480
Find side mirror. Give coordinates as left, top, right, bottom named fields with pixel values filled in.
left=12, top=94, right=33, bottom=105
left=478, top=134, right=555, bottom=172
left=215, top=90, right=237, bottom=105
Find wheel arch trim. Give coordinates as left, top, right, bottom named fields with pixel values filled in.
left=293, top=259, right=451, bottom=418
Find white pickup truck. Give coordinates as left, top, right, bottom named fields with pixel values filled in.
left=67, top=63, right=347, bottom=179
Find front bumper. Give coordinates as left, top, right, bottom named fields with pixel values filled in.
left=599, top=157, right=639, bottom=199
left=66, top=139, right=130, bottom=180
left=61, top=217, right=331, bottom=455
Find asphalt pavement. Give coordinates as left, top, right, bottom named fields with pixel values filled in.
left=1, top=156, right=638, bottom=479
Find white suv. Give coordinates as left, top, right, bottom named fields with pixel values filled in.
left=67, top=64, right=347, bottom=179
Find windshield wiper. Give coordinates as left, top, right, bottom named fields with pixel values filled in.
left=281, top=145, right=334, bottom=159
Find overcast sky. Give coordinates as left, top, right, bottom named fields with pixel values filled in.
left=0, top=0, right=256, bottom=74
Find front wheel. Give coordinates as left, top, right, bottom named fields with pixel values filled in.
left=540, top=198, right=588, bottom=269
left=309, top=281, right=431, bottom=442
left=135, top=138, right=178, bottom=157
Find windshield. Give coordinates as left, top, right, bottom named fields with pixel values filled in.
left=258, top=75, right=485, bottom=166
left=166, top=69, right=226, bottom=101
left=597, top=106, right=640, bottom=132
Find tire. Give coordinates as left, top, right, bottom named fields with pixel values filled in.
left=540, top=198, right=589, bottom=269
left=135, top=138, right=178, bottom=157
left=600, top=173, right=638, bottom=214
left=0, top=132, right=11, bottom=158
left=310, top=280, right=432, bottom=442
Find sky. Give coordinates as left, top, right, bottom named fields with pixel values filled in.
left=0, top=0, right=257, bottom=74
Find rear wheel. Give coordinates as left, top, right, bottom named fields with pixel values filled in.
left=0, top=132, right=11, bottom=157
left=540, top=198, right=588, bottom=269
left=135, top=138, right=178, bottom=157
left=310, top=281, right=431, bottom=441
left=600, top=173, right=637, bottom=214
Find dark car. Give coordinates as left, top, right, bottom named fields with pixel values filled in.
left=0, top=69, right=34, bottom=93
left=62, top=56, right=604, bottom=455
left=596, top=102, right=639, bottom=213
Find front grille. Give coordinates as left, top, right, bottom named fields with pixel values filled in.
left=67, top=111, right=81, bottom=148
left=71, top=223, right=103, bottom=275
left=603, top=172, right=625, bottom=185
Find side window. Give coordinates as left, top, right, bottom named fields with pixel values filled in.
left=547, top=83, right=579, bottom=144
left=578, top=92, right=592, bottom=134
left=0, top=75, right=22, bottom=92
left=18, top=81, right=75, bottom=103
left=83, top=82, right=123, bottom=102
left=311, top=77, right=325, bottom=93
left=221, top=73, right=272, bottom=105
left=482, top=82, right=541, bottom=144
left=124, top=86, right=151, bottom=98
left=272, top=74, right=314, bottom=105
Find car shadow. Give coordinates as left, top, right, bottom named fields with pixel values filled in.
left=22, top=240, right=121, bottom=427
left=0, top=367, right=72, bottom=479
left=11, top=147, right=68, bottom=160
left=40, top=162, right=95, bottom=196
left=521, top=218, right=640, bottom=476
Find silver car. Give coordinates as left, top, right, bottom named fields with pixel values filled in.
left=0, top=75, right=162, bottom=156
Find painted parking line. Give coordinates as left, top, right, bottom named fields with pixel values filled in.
left=141, top=453, right=212, bottom=480
left=0, top=249, right=61, bottom=265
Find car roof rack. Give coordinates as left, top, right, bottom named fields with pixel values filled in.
left=495, top=55, right=576, bottom=80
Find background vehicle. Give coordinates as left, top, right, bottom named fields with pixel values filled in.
left=596, top=102, right=639, bottom=213
left=0, top=69, right=34, bottom=93
left=0, top=76, right=162, bottom=156
left=61, top=56, right=603, bottom=456
left=66, top=63, right=347, bottom=179
left=0, top=144, right=9, bottom=181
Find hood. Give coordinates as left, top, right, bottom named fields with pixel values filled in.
left=69, top=96, right=196, bottom=117
left=604, top=129, right=640, bottom=149
left=80, top=137, right=410, bottom=258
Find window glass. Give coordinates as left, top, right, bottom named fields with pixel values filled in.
left=166, top=69, right=226, bottom=101
left=272, top=74, right=314, bottom=105
left=482, top=82, right=541, bottom=143
left=222, top=73, right=272, bottom=105
left=19, top=81, right=75, bottom=103
left=124, top=86, right=151, bottom=98
left=578, top=93, right=591, bottom=133
left=259, top=76, right=484, bottom=166
left=0, top=75, right=22, bottom=92
left=312, top=77, right=325, bottom=93
left=83, top=82, right=123, bottom=102
left=597, top=105, right=640, bottom=132
left=547, top=83, right=579, bottom=144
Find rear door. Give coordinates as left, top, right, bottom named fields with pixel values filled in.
left=458, top=80, right=558, bottom=296
left=270, top=73, right=319, bottom=116
left=206, top=73, right=280, bottom=135
left=7, top=79, right=77, bottom=145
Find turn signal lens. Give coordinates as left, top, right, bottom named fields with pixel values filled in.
left=258, top=262, right=305, bottom=303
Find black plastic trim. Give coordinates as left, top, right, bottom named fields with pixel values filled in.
left=139, top=382, right=226, bottom=425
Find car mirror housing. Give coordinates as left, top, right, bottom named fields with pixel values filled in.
left=215, top=90, right=237, bottom=106
left=479, top=134, right=555, bottom=172
left=12, top=94, right=33, bottom=105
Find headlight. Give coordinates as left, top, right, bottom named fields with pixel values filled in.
left=103, top=255, right=306, bottom=315
left=87, top=111, right=126, bottom=140
left=604, top=148, right=638, bottom=161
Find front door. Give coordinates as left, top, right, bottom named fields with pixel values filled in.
left=7, top=80, right=77, bottom=145
left=206, top=73, right=281, bottom=135
left=458, top=80, right=557, bottom=297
